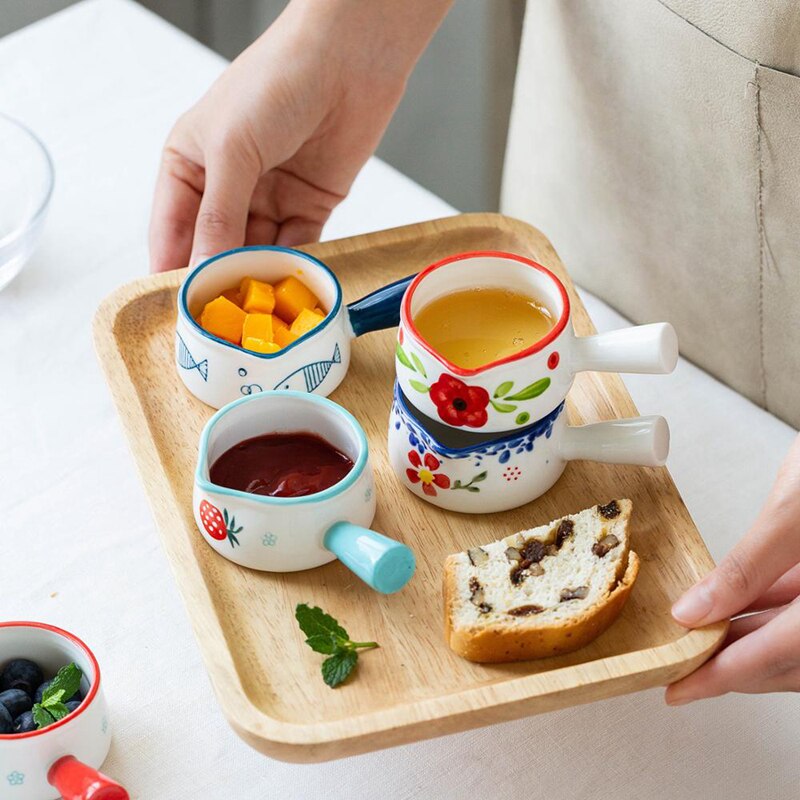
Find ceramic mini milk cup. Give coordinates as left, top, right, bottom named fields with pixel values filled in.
left=396, top=251, right=679, bottom=433
left=194, top=391, right=415, bottom=594
left=0, top=622, right=127, bottom=800
left=389, top=383, right=669, bottom=514
left=177, top=246, right=413, bottom=409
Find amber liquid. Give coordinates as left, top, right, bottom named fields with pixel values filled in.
left=413, top=287, right=555, bottom=369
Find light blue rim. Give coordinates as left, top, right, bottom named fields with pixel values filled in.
left=195, top=390, right=369, bottom=505
left=178, top=245, right=344, bottom=359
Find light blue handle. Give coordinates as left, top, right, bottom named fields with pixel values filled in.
left=323, top=522, right=415, bottom=594
left=346, top=274, right=416, bottom=337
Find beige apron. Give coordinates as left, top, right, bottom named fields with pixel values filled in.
left=502, top=0, right=800, bottom=428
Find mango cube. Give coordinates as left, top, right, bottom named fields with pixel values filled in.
left=313, top=306, right=326, bottom=317
left=290, top=307, right=326, bottom=338
left=200, top=296, right=247, bottom=344
left=274, top=275, right=318, bottom=323
left=274, top=325, right=300, bottom=348
left=242, top=313, right=274, bottom=343
left=221, top=287, right=243, bottom=307
left=242, top=278, right=276, bottom=314
left=272, top=315, right=289, bottom=334
left=243, top=337, right=280, bottom=354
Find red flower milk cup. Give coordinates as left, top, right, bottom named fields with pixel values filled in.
left=397, top=251, right=679, bottom=432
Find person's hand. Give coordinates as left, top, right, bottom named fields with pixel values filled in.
left=666, top=433, right=800, bottom=703
left=149, top=0, right=452, bottom=272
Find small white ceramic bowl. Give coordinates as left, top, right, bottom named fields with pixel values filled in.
left=177, top=246, right=412, bottom=408
left=388, top=384, right=669, bottom=514
left=396, top=251, right=678, bottom=433
left=194, top=390, right=415, bottom=594
left=0, top=114, right=54, bottom=293
left=0, top=622, right=127, bottom=800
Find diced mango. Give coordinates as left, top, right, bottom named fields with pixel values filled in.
left=290, top=307, right=326, bottom=338
left=242, top=278, right=276, bottom=314
left=242, top=337, right=281, bottom=354
left=200, top=296, right=247, bottom=344
left=272, top=315, right=289, bottom=334
left=274, top=275, right=318, bottom=323
left=242, top=313, right=274, bottom=343
left=274, top=325, right=300, bottom=348
left=313, top=306, right=327, bottom=317
left=221, top=287, right=243, bottom=307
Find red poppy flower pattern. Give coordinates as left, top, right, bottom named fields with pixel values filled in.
left=429, top=374, right=490, bottom=428
left=406, top=450, right=451, bottom=496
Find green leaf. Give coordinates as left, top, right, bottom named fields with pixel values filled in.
left=490, top=400, right=517, bottom=413
left=43, top=663, right=82, bottom=706
left=515, top=412, right=531, bottom=425
left=410, top=352, right=427, bottom=378
left=505, top=377, right=551, bottom=401
left=46, top=701, right=70, bottom=722
left=472, top=471, right=487, bottom=483
left=304, top=633, right=340, bottom=655
left=493, top=381, right=514, bottom=398
left=321, top=650, right=358, bottom=688
left=467, top=486, right=480, bottom=492
left=295, top=604, right=349, bottom=643
left=32, top=704, right=55, bottom=730
left=41, top=689, right=65, bottom=708
left=408, top=379, right=430, bottom=393
left=395, top=343, right=415, bottom=371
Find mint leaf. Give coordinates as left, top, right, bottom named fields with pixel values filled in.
left=32, top=704, right=55, bottom=730
left=296, top=604, right=379, bottom=687
left=43, top=663, right=82, bottom=705
left=41, top=689, right=65, bottom=708
left=295, top=604, right=349, bottom=643
left=321, top=650, right=358, bottom=688
left=303, top=634, right=340, bottom=655
left=46, top=701, right=70, bottom=722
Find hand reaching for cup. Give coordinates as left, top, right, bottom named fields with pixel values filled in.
left=667, top=433, right=800, bottom=702
left=148, top=0, right=452, bottom=273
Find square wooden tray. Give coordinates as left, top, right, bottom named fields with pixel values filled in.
left=94, top=213, right=726, bottom=762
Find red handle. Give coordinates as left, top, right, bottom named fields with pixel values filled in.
left=48, top=756, right=129, bottom=800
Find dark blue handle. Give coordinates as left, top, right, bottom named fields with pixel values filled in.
left=346, top=274, right=416, bottom=337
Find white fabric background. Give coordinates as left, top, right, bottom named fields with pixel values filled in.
left=0, top=2, right=797, bottom=798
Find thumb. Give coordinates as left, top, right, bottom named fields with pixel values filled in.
left=189, top=149, right=259, bottom=267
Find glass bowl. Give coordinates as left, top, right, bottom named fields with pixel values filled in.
left=0, top=113, right=54, bottom=292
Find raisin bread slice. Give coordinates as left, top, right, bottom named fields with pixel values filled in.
left=444, top=500, right=638, bottom=662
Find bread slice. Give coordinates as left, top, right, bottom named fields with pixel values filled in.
left=444, top=499, right=638, bottom=662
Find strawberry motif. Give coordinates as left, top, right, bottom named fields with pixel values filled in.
left=199, top=500, right=242, bottom=548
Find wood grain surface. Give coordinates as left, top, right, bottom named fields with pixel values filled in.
left=93, top=214, right=727, bottom=762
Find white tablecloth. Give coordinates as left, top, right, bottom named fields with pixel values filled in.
left=1, top=2, right=797, bottom=798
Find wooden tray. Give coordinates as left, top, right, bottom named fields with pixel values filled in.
left=94, top=214, right=726, bottom=762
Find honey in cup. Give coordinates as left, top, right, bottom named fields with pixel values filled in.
left=209, top=432, right=354, bottom=498
left=413, top=287, right=555, bottom=369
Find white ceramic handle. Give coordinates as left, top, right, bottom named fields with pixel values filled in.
left=559, top=416, right=669, bottom=466
left=571, top=323, right=678, bottom=375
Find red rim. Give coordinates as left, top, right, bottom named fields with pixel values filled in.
left=400, top=251, right=571, bottom=377
left=0, top=621, right=101, bottom=740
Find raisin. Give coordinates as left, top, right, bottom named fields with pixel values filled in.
left=555, top=519, right=575, bottom=548
left=598, top=500, right=620, bottom=519
left=507, top=605, right=545, bottom=616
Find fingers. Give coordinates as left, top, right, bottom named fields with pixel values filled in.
left=724, top=607, right=784, bottom=646
left=666, top=600, right=800, bottom=704
left=743, top=563, right=800, bottom=614
left=149, top=150, right=203, bottom=273
left=188, top=148, right=260, bottom=268
left=672, top=437, right=800, bottom=627
left=275, top=217, right=325, bottom=247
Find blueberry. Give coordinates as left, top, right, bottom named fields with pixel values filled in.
left=0, top=659, right=43, bottom=697
left=65, top=699, right=82, bottom=714
left=0, top=689, right=32, bottom=718
left=34, top=679, right=81, bottom=705
left=13, top=710, right=37, bottom=733
left=0, top=703, right=12, bottom=734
